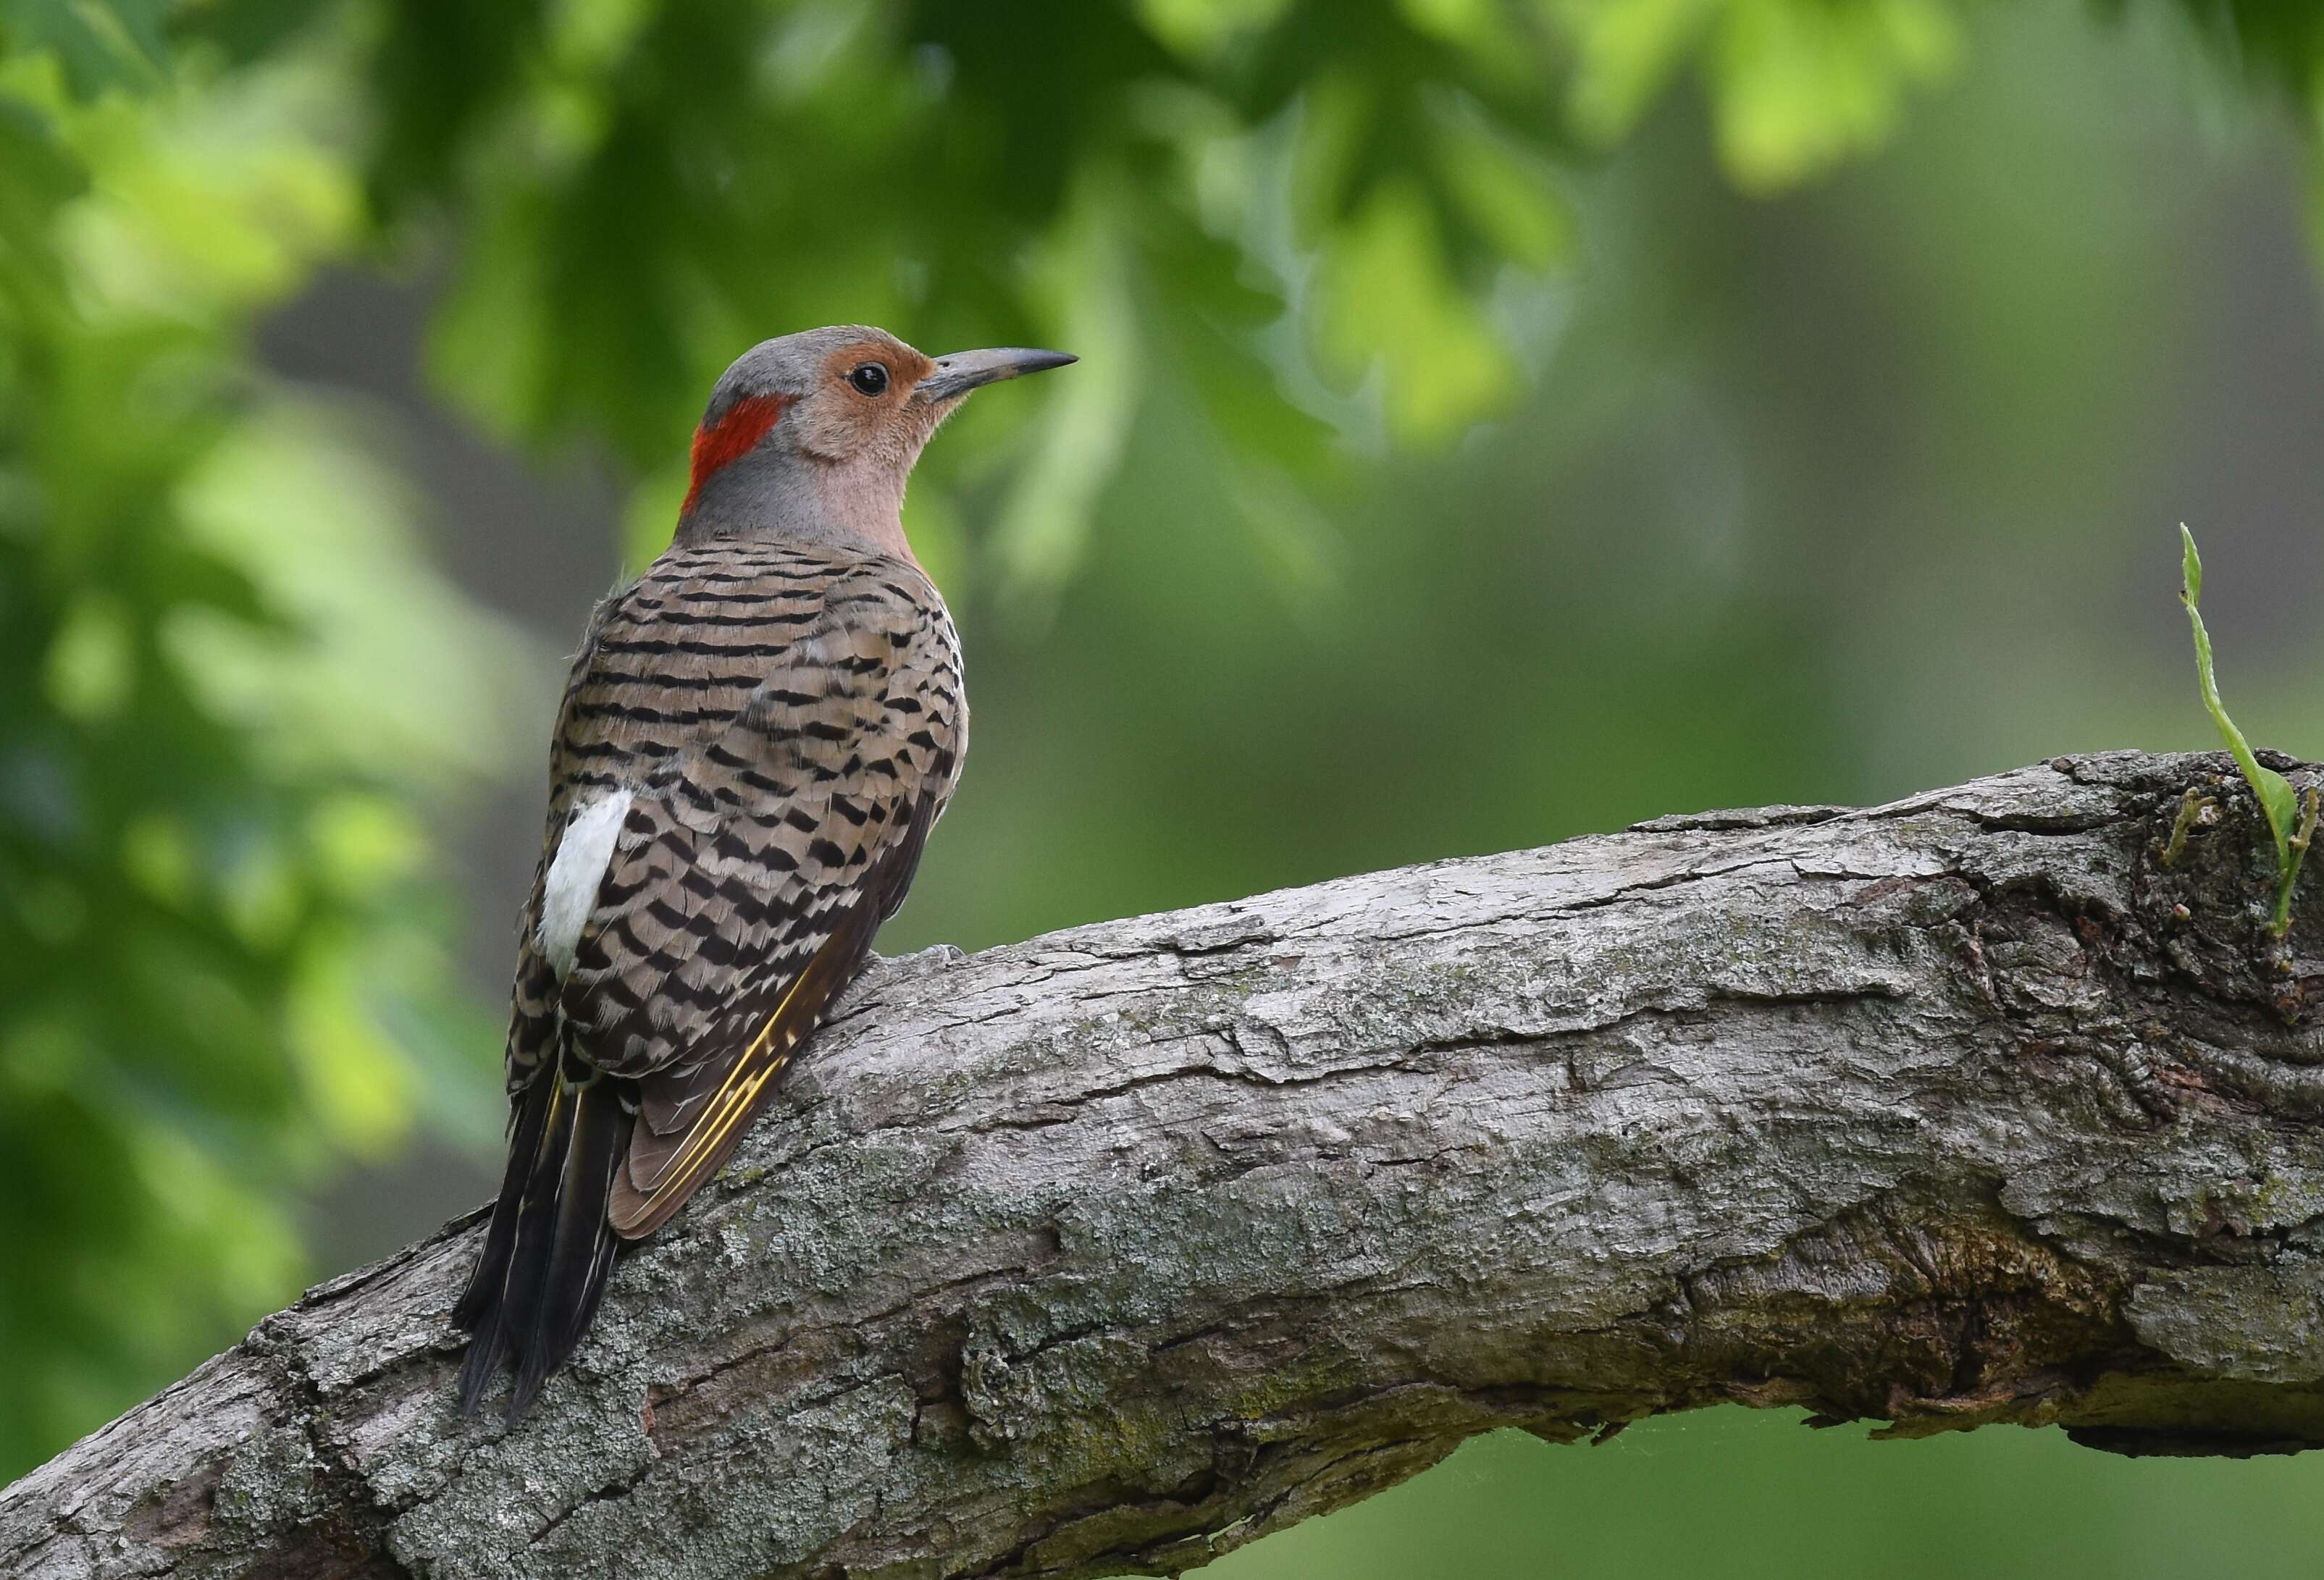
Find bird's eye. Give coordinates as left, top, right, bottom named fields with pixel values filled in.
left=848, top=362, right=890, bottom=396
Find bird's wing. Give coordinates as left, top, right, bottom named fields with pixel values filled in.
left=551, top=555, right=965, bottom=1237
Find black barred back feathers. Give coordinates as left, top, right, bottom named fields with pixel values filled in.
left=453, top=540, right=965, bottom=1419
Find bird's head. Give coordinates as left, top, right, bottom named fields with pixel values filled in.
left=675, top=324, right=1074, bottom=556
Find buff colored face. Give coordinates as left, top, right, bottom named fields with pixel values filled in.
left=791, top=336, right=942, bottom=466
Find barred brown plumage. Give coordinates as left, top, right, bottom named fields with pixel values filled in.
left=453, top=327, right=1073, bottom=1419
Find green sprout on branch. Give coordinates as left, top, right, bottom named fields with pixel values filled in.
left=2178, top=524, right=2318, bottom=937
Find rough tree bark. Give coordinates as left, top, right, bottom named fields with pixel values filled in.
left=8, top=750, right=2324, bottom=1580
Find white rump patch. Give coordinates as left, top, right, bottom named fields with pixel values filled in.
left=540, top=789, right=634, bottom=981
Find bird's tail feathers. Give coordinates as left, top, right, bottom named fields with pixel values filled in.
left=453, top=1062, right=633, bottom=1420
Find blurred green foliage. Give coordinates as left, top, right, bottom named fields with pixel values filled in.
left=3, top=5, right=2324, bottom=1574
left=0, top=26, right=524, bottom=1471
left=1214, top=1416, right=2324, bottom=1580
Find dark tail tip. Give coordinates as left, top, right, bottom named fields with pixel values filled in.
left=458, top=1313, right=509, bottom=1418
left=453, top=1072, right=632, bottom=1421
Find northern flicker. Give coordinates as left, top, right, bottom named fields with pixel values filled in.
left=452, top=326, right=1073, bottom=1419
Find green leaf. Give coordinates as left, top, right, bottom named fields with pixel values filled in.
left=1311, top=176, right=1518, bottom=445
left=0, top=0, right=169, bottom=98
left=2179, top=522, right=2307, bottom=935
left=0, top=90, right=88, bottom=308
left=1708, top=0, right=1962, bottom=193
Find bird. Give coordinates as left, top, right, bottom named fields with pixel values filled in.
left=450, top=325, right=1074, bottom=1419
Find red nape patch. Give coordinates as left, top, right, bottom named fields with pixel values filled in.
left=682, top=393, right=794, bottom=514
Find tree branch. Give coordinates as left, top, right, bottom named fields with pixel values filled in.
left=10, top=751, right=2324, bottom=1580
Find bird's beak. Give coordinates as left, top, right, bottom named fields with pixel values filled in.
left=915, top=346, right=1077, bottom=404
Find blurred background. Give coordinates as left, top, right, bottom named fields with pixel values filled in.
left=4, top=0, right=2324, bottom=1571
